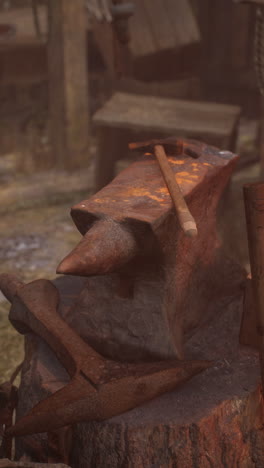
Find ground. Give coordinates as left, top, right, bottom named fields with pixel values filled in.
left=0, top=114, right=260, bottom=385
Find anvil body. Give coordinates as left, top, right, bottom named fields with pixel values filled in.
left=58, top=139, right=245, bottom=360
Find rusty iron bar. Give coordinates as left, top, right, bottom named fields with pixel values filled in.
left=244, top=182, right=264, bottom=388
left=0, top=275, right=211, bottom=436
left=129, top=139, right=198, bottom=238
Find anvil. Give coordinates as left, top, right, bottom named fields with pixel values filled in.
left=56, top=138, right=245, bottom=361
left=0, top=275, right=210, bottom=436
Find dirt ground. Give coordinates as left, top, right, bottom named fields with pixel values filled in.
left=0, top=202, right=83, bottom=382
left=0, top=114, right=261, bottom=385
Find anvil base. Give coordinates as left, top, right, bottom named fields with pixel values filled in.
left=14, top=281, right=263, bottom=467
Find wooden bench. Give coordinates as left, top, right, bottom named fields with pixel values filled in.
left=93, top=92, right=241, bottom=190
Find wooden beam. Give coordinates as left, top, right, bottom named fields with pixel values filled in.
left=48, top=0, right=90, bottom=170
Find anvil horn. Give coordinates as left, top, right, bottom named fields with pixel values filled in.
left=56, top=219, right=139, bottom=277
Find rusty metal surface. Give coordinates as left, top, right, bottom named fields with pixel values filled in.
left=71, top=138, right=238, bottom=236
left=0, top=275, right=211, bottom=437
left=129, top=139, right=198, bottom=237
left=57, top=138, right=238, bottom=277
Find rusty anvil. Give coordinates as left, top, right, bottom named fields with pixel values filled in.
left=0, top=274, right=210, bottom=437
left=54, top=138, right=245, bottom=362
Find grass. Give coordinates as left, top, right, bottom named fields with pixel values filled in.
left=0, top=300, right=24, bottom=383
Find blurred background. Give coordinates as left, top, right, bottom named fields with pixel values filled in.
left=0, top=0, right=261, bottom=380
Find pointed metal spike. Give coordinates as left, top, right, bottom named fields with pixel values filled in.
left=6, top=360, right=211, bottom=437
left=0, top=274, right=24, bottom=303
left=5, top=377, right=92, bottom=437
left=57, top=219, right=138, bottom=277
left=97, top=359, right=212, bottom=420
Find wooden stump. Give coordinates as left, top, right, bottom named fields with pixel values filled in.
left=48, top=0, right=90, bottom=170
left=13, top=276, right=264, bottom=467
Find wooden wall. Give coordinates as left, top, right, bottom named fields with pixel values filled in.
left=191, top=0, right=256, bottom=95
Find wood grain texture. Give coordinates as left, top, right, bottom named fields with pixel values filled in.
left=129, top=0, right=200, bottom=58
left=230, top=2, right=252, bottom=69
left=129, top=0, right=156, bottom=57
left=48, top=0, right=90, bottom=170
left=93, top=92, right=241, bottom=143
left=164, top=0, right=200, bottom=47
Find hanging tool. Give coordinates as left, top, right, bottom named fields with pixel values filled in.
left=244, top=182, right=264, bottom=388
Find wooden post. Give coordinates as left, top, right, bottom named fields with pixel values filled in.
left=48, top=0, right=90, bottom=170
left=244, top=182, right=264, bottom=387
left=259, top=96, right=264, bottom=178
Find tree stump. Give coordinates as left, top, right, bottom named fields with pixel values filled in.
left=14, top=276, right=264, bottom=467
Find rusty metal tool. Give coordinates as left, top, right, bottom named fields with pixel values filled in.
left=244, top=182, right=264, bottom=388
left=129, top=138, right=198, bottom=238
left=0, top=274, right=211, bottom=437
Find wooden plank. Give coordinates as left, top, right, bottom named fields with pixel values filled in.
left=0, top=37, right=45, bottom=51
left=93, top=92, right=241, bottom=141
left=92, top=22, right=115, bottom=78
left=142, top=0, right=176, bottom=51
left=48, top=0, right=90, bottom=170
left=192, top=0, right=210, bottom=49
left=129, top=0, right=160, bottom=57
left=164, top=0, right=200, bottom=47
left=129, top=0, right=200, bottom=58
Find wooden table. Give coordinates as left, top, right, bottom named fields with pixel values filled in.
left=93, top=91, right=241, bottom=190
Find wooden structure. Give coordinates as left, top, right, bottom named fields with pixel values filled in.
left=0, top=4, right=90, bottom=170
left=48, top=0, right=90, bottom=170
left=0, top=0, right=257, bottom=172
left=94, top=0, right=201, bottom=82
left=93, top=92, right=241, bottom=190
left=0, top=7, right=47, bottom=85
left=191, top=0, right=256, bottom=103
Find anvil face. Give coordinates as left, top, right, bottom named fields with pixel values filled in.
left=70, top=140, right=236, bottom=236
left=55, top=139, right=246, bottom=362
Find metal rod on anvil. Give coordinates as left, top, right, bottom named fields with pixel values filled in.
left=129, top=141, right=198, bottom=238
left=154, top=145, right=198, bottom=238
left=244, top=182, right=264, bottom=388
left=0, top=276, right=211, bottom=436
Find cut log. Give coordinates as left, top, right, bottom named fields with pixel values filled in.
left=13, top=280, right=264, bottom=467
